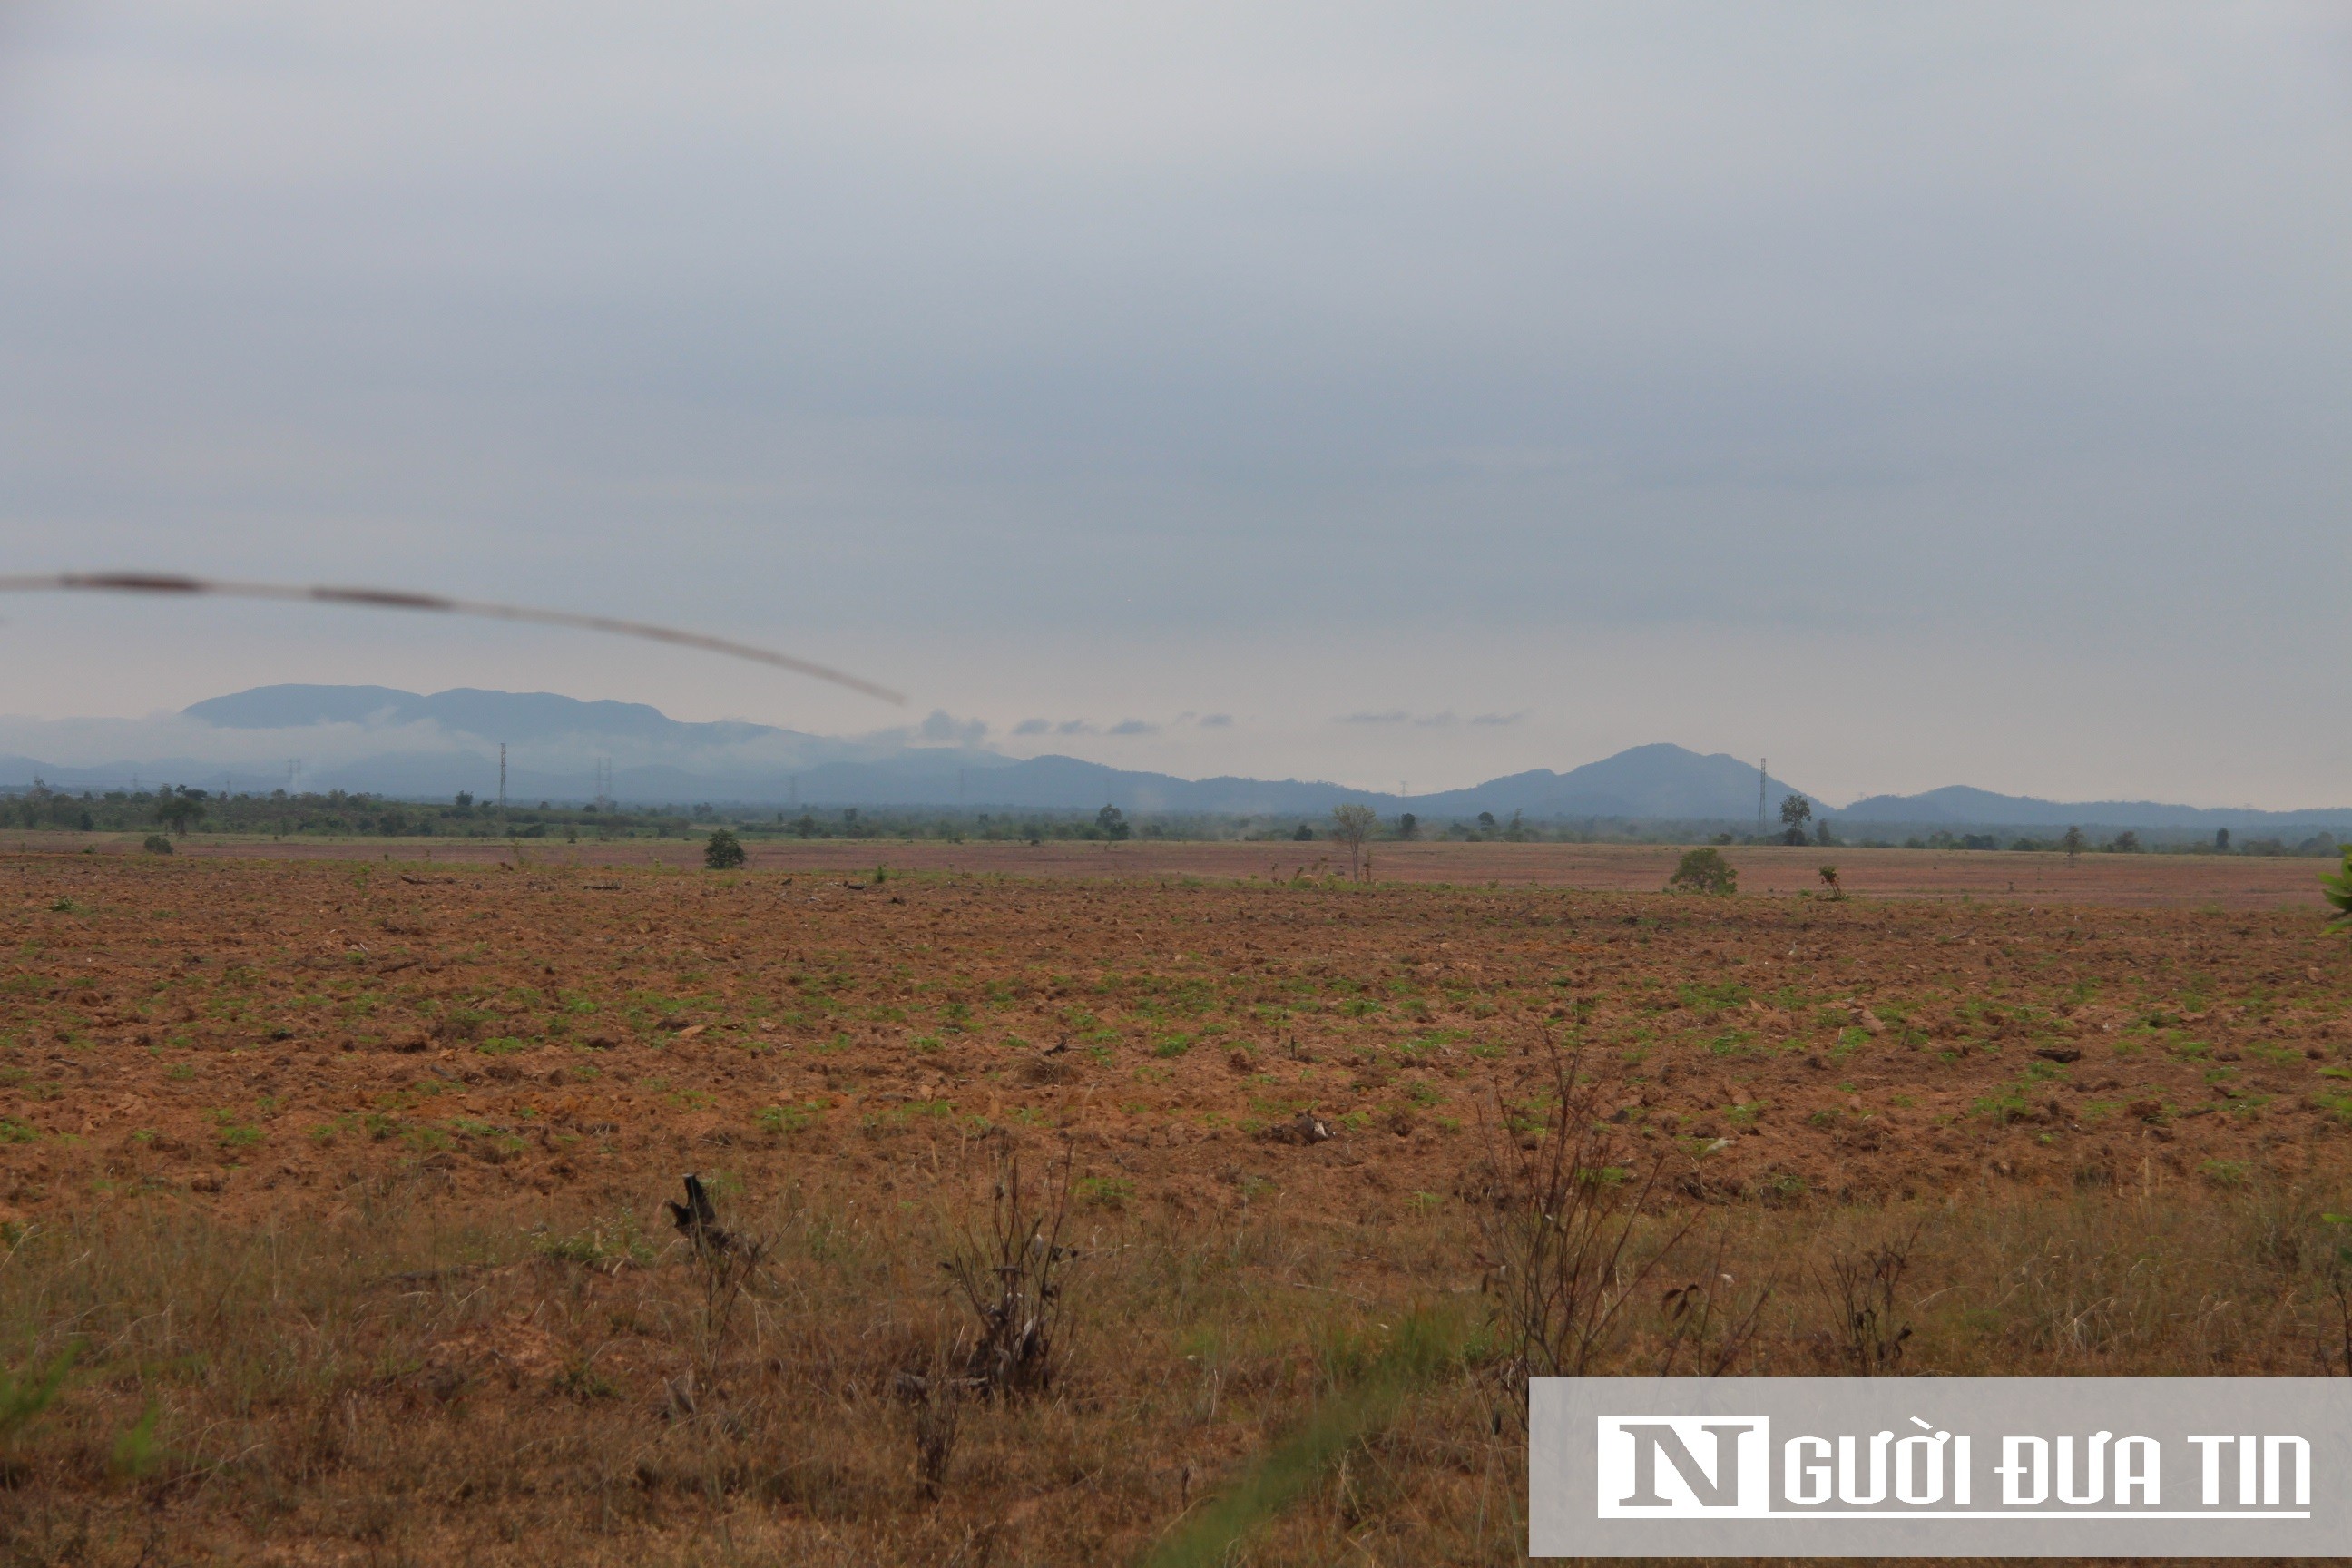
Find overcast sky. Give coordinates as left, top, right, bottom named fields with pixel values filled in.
left=0, top=3, right=2345, bottom=806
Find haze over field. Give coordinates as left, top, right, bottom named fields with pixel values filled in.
left=0, top=5, right=2346, bottom=805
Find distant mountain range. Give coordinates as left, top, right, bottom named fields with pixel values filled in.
left=183, top=685, right=781, bottom=750
left=1834, top=784, right=2343, bottom=831
left=1, top=684, right=2346, bottom=833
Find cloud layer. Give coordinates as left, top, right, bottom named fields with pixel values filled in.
left=0, top=4, right=2344, bottom=804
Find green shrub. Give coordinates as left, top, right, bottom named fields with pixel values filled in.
left=1666, top=847, right=1737, bottom=896
left=702, top=828, right=746, bottom=870
left=142, top=834, right=174, bottom=855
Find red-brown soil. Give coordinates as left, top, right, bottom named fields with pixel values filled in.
left=5, top=848, right=2347, bottom=1232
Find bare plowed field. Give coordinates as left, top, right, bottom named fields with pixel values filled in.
left=4, top=850, right=2350, bottom=1563
left=21, top=828, right=2338, bottom=907
left=5, top=852, right=2348, bottom=1220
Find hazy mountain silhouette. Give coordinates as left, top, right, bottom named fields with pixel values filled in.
left=184, top=685, right=780, bottom=749
left=1835, top=784, right=2348, bottom=831
left=0, top=686, right=2343, bottom=831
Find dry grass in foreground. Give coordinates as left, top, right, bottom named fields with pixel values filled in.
left=6, top=1109, right=2352, bottom=1567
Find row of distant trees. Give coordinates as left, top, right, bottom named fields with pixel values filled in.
left=5, top=780, right=2342, bottom=858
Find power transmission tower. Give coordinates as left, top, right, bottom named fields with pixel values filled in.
left=1757, top=759, right=1767, bottom=839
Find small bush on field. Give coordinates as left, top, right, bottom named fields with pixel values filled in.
left=140, top=834, right=173, bottom=856
left=1666, top=847, right=1737, bottom=896
left=703, top=828, right=746, bottom=870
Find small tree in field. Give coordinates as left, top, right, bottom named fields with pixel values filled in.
left=1667, top=847, right=1737, bottom=896
left=1778, top=794, right=1812, bottom=846
left=1818, top=864, right=1841, bottom=898
left=2061, top=826, right=2086, bottom=867
left=703, top=828, right=746, bottom=870
left=155, top=788, right=205, bottom=838
left=1330, top=803, right=1377, bottom=880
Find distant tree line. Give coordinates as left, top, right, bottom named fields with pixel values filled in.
left=0, top=780, right=2341, bottom=856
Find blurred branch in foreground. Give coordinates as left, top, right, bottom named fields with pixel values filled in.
left=0, top=572, right=905, bottom=705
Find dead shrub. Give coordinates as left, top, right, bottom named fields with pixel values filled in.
left=1819, top=1225, right=1917, bottom=1374
left=943, top=1139, right=1076, bottom=1399
left=1473, top=1047, right=1693, bottom=1403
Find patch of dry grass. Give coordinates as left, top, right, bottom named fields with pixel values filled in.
left=5, top=1131, right=2352, bottom=1564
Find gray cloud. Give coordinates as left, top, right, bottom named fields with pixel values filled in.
left=1107, top=720, right=1160, bottom=736
left=917, top=710, right=988, bottom=744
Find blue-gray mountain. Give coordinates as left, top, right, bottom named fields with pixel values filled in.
left=184, top=685, right=779, bottom=749
left=0, top=686, right=2344, bottom=832
left=1833, top=785, right=2347, bottom=832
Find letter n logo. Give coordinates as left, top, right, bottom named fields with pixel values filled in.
left=1597, top=1417, right=1769, bottom=1518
